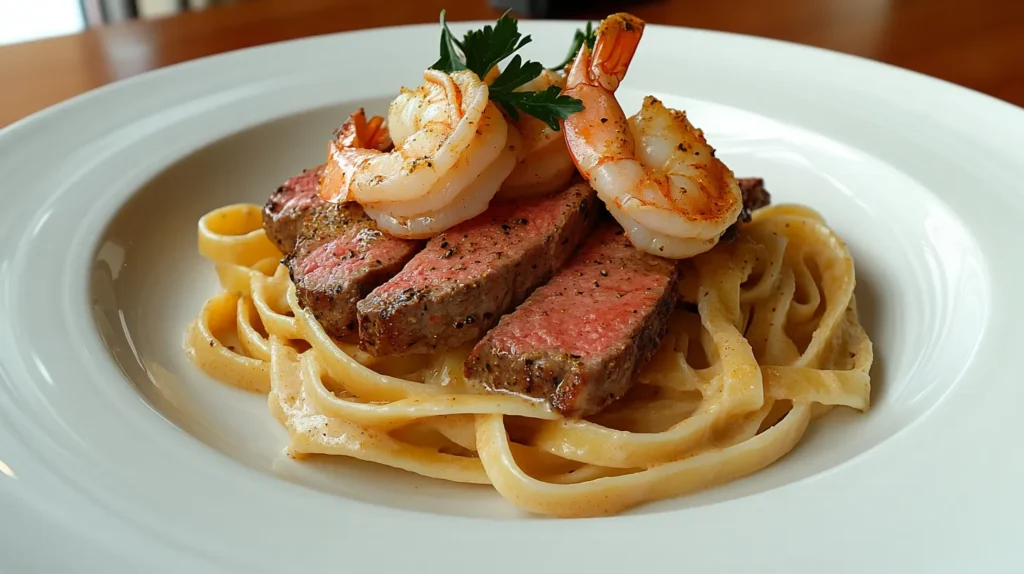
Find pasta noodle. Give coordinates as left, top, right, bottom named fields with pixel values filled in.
left=185, top=202, right=872, bottom=517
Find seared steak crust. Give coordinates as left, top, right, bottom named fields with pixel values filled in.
left=357, top=181, right=600, bottom=356
left=464, top=223, right=680, bottom=418
left=262, top=165, right=326, bottom=252
left=285, top=203, right=421, bottom=339
left=721, top=177, right=773, bottom=241
left=737, top=177, right=771, bottom=222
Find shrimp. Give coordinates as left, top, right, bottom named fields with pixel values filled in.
left=562, top=14, right=743, bottom=259
left=319, top=69, right=517, bottom=238
left=497, top=70, right=577, bottom=199
left=334, top=108, right=393, bottom=151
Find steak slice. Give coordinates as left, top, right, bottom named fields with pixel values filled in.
left=737, top=177, right=771, bottom=221
left=720, top=177, right=772, bottom=242
left=262, top=165, right=326, bottom=253
left=464, top=222, right=680, bottom=418
left=262, top=109, right=393, bottom=253
left=357, top=181, right=600, bottom=356
left=285, top=203, right=421, bottom=339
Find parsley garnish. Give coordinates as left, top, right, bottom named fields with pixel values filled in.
left=487, top=54, right=543, bottom=95
left=548, top=22, right=596, bottom=71
left=459, top=11, right=532, bottom=80
left=497, top=85, right=585, bottom=128
left=431, top=10, right=466, bottom=73
left=429, top=10, right=583, bottom=131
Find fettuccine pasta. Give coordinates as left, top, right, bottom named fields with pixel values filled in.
left=185, top=202, right=872, bottom=517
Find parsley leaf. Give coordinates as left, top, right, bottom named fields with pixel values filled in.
left=428, top=10, right=584, bottom=131
left=487, top=55, right=544, bottom=100
left=459, top=10, right=532, bottom=79
left=430, top=10, right=466, bottom=73
left=548, top=22, right=596, bottom=71
left=493, top=85, right=585, bottom=131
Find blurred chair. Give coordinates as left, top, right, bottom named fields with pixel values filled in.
left=82, top=0, right=242, bottom=25
left=489, top=0, right=551, bottom=17
left=489, top=0, right=645, bottom=19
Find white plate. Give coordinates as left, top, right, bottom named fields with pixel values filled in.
left=1, top=20, right=1023, bottom=573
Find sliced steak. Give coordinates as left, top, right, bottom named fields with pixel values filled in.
left=721, top=177, right=772, bottom=241
left=357, top=181, right=600, bottom=356
left=261, top=109, right=393, bottom=253
left=737, top=177, right=771, bottom=221
left=285, top=203, right=421, bottom=339
left=464, top=222, right=680, bottom=418
left=262, top=165, right=326, bottom=253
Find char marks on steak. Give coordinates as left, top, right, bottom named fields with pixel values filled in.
left=357, top=181, right=600, bottom=356
left=737, top=177, right=772, bottom=222
left=262, top=165, right=326, bottom=252
left=261, top=109, right=393, bottom=253
left=720, top=177, right=773, bottom=242
left=285, top=203, right=421, bottom=339
left=464, top=222, right=680, bottom=418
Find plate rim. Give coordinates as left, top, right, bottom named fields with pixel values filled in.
left=1, top=19, right=1023, bottom=573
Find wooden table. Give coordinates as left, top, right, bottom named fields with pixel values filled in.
left=2, top=0, right=1023, bottom=128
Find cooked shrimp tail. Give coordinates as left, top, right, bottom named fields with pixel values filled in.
left=562, top=14, right=644, bottom=177
left=567, top=13, right=644, bottom=93
left=562, top=13, right=743, bottom=259
left=334, top=108, right=393, bottom=151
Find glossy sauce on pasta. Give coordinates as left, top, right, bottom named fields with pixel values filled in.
left=185, top=201, right=872, bottom=517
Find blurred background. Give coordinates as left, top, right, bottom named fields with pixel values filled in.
left=1, top=0, right=1022, bottom=127
left=1, top=0, right=220, bottom=44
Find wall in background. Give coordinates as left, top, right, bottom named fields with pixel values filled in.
left=0, top=0, right=85, bottom=45
left=0, top=0, right=232, bottom=45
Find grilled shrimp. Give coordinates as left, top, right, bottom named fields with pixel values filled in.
left=319, top=69, right=516, bottom=238
left=562, top=14, right=743, bottom=258
left=334, top=108, right=393, bottom=151
left=497, top=70, right=576, bottom=199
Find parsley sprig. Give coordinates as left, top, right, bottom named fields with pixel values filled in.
left=429, top=10, right=583, bottom=131
left=548, top=22, right=596, bottom=71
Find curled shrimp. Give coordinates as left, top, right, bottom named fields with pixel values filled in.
left=319, top=69, right=517, bottom=238
left=334, top=108, right=393, bottom=151
left=562, top=13, right=743, bottom=258
left=497, top=70, right=577, bottom=199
